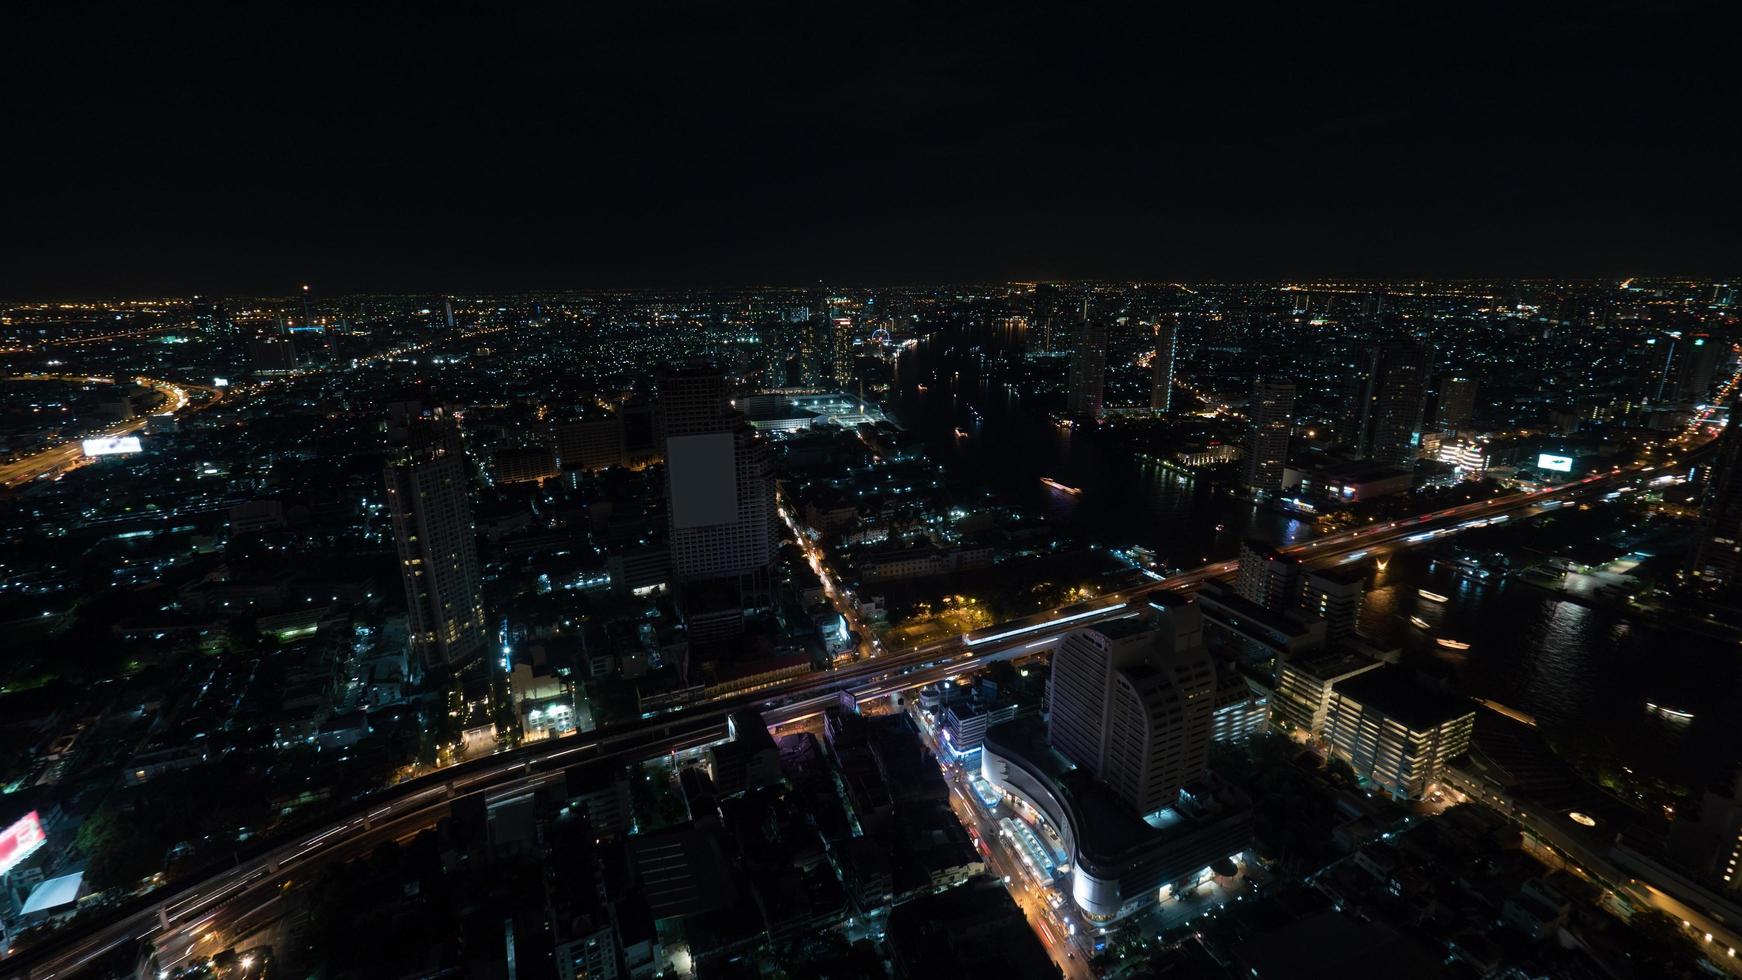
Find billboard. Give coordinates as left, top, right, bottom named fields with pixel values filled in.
left=0, top=811, right=47, bottom=876
left=667, top=432, right=738, bottom=529
left=82, top=435, right=143, bottom=457
left=1537, top=453, right=1574, bottom=473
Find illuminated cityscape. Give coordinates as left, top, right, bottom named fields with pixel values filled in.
left=2, top=4, right=1741, bottom=980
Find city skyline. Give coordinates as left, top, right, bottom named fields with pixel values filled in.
left=0, top=279, right=1738, bottom=979
left=3, top=2, right=1741, bottom=977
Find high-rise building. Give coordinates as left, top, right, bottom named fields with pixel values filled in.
left=554, top=416, right=625, bottom=472
left=1666, top=772, right=1742, bottom=894
left=831, top=317, right=856, bottom=387
left=1325, top=666, right=1474, bottom=800
left=192, top=298, right=232, bottom=335
left=1434, top=375, right=1477, bottom=431
left=1347, top=341, right=1431, bottom=467
left=657, top=366, right=778, bottom=641
left=1672, top=333, right=1723, bottom=403
left=1645, top=332, right=1682, bottom=403
left=1066, top=310, right=1108, bottom=417
left=493, top=445, right=559, bottom=484
left=1689, top=399, right=1742, bottom=593
left=385, top=445, right=488, bottom=669
left=1150, top=322, right=1177, bottom=413
left=1047, top=603, right=1216, bottom=815
left=249, top=335, right=297, bottom=376
left=1301, top=568, right=1364, bottom=641
left=1242, top=380, right=1295, bottom=494
left=1235, top=539, right=1301, bottom=611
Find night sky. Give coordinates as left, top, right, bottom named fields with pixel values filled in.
left=6, top=1, right=1739, bottom=297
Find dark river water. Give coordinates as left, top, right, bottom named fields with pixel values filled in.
left=890, top=336, right=1741, bottom=783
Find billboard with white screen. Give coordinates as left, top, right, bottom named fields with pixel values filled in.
left=82, top=436, right=143, bottom=456
left=1537, top=453, right=1574, bottom=473
left=0, top=811, right=46, bottom=876
left=668, top=432, right=738, bottom=528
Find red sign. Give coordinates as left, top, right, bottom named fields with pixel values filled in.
left=0, top=811, right=47, bottom=876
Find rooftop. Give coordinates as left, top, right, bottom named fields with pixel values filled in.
left=1089, top=616, right=1153, bottom=641
left=984, top=718, right=1247, bottom=862
left=1336, top=666, right=1475, bottom=731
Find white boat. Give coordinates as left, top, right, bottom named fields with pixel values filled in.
left=1040, top=477, right=1081, bottom=495
left=1646, top=702, right=1695, bottom=722
left=1418, top=589, right=1450, bottom=603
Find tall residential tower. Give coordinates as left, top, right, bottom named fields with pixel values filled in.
left=1243, top=379, right=1295, bottom=495
left=385, top=440, right=488, bottom=669
left=1346, top=340, right=1432, bottom=468
left=1150, top=321, right=1177, bottom=413
left=1067, top=307, right=1108, bottom=417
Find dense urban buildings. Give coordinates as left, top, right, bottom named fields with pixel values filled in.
left=5, top=0, right=1741, bottom=972
left=1, top=279, right=1740, bottom=980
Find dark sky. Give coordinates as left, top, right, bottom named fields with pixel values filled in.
left=5, top=1, right=1739, bottom=296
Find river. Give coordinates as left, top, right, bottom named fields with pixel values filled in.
left=890, top=334, right=1741, bottom=789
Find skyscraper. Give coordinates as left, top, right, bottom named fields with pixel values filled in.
left=1046, top=602, right=1216, bottom=815
left=1242, top=379, right=1295, bottom=494
left=1067, top=308, right=1107, bottom=417
left=248, top=334, right=297, bottom=375
left=831, top=317, right=855, bottom=387
left=658, top=365, right=778, bottom=641
left=1672, top=334, right=1723, bottom=403
left=1434, top=375, right=1477, bottom=431
left=385, top=443, right=487, bottom=669
left=1150, top=321, right=1177, bottom=413
left=1689, top=398, right=1742, bottom=593
left=1347, top=340, right=1431, bottom=468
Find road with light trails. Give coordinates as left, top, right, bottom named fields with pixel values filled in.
left=0, top=448, right=1691, bottom=980
left=0, top=376, right=222, bottom=489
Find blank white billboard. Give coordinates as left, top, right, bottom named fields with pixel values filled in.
left=82, top=436, right=143, bottom=456
left=668, top=432, right=738, bottom=529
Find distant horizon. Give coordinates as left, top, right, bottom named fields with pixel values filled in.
left=5, top=275, right=1734, bottom=306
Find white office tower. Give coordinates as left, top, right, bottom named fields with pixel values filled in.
left=385, top=445, right=487, bottom=669
left=1047, top=601, right=1216, bottom=815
